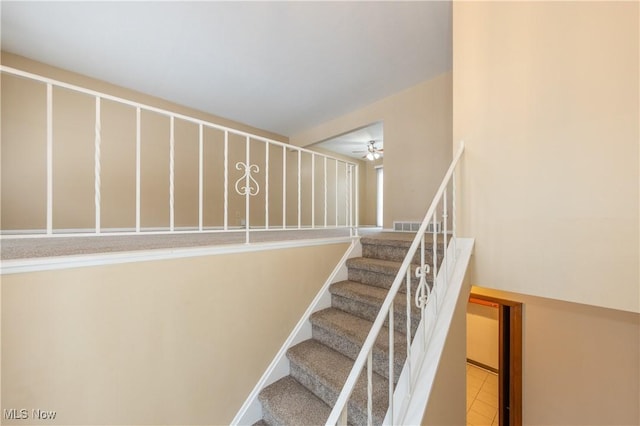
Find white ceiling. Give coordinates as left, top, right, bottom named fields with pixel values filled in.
left=311, top=121, right=383, bottom=160
left=1, top=1, right=451, bottom=137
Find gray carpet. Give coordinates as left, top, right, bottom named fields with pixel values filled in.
left=255, top=233, right=445, bottom=426
left=0, top=228, right=378, bottom=260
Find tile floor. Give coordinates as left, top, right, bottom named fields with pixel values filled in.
left=467, top=363, right=499, bottom=426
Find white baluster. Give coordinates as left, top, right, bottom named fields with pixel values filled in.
left=311, top=153, right=315, bottom=228
left=245, top=136, right=250, bottom=243
left=169, top=116, right=175, bottom=232
left=136, top=107, right=141, bottom=232
left=324, top=156, right=328, bottom=228
left=46, top=83, right=53, bottom=235
left=367, top=350, right=373, bottom=426
left=224, top=130, right=228, bottom=231
left=297, top=150, right=301, bottom=229
left=198, top=124, right=203, bottom=232
left=388, top=302, right=394, bottom=425
left=94, top=97, right=101, bottom=234
left=282, top=147, right=286, bottom=229
left=265, top=142, right=269, bottom=230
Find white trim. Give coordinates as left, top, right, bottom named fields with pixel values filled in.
left=0, top=237, right=355, bottom=275
left=231, top=238, right=362, bottom=426
left=0, top=225, right=354, bottom=239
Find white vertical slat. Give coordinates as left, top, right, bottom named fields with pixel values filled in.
left=433, top=209, right=438, bottom=285
left=345, top=163, right=349, bottom=228
left=297, top=150, right=301, bottom=229
left=198, top=124, right=203, bottom=231
left=265, top=142, right=269, bottom=230
left=388, top=302, right=395, bottom=425
left=169, top=116, right=175, bottom=232
left=443, top=189, right=449, bottom=286
left=46, top=83, right=53, bottom=235
left=354, top=163, right=359, bottom=236
left=94, top=96, right=101, bottom=234
left=282, top=147, right=286, bottom=229
left=245, top=136, right=250, bottom=244
left=367, top=350, right=373, bottom=426
left=224, top=130, right=228, bottom=231
left=136, top=107, right=141, bottom=232
left=405, top=267, right=412, bottom=394
left=311, top=153, right=315, bottom=228
left=335, top=160, right=338, bottom=226
left=324, top=156, right=328, bottom=228
left=452, top=169, right=457, bottom=255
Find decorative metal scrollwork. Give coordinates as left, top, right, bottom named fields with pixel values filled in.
left=234, top=162, right=260, bottom=196
left=414, top=263, right=431, bottom=309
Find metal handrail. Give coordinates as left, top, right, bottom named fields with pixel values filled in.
left=1, top=66, right=359, bottom=242
left=326, top=142, right=465, bottom=425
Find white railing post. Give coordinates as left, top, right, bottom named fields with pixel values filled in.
left=311, top=153, right=315, bottom=228
left=282, top=147, right=286, bottom=229
left=344, top=163, right=349, bottom=228
left=245, top=136, right=250, bottom=243
left=335, top=160, right=338, bottom=226
left=169, top=116, right=175, bottom=232
left=224, top=131, right=229, bottom=231
left=46, top=83, right=53, bottom=235
left=354, top=163, right=359, bottom=237
left=367, top=350, right=373, bottom=426
left=405, top=267, right=412, bottom=395
left=136, top=107, right=141, bottom=233
left=94, top=96, right=101, bottom=234
left=324, top=157, right=328, bottom=228
left=265, top=142, right=269, bottom=230
left=388, top=302, right=394, bottom=425
left=297, top=150, right=301, bottom=229
left=198, top=124, right=203, bottom=232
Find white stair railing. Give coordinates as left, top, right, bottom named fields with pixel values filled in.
left=0, top=66, right=358, bottom=243
left=326, top=142, right=465, bottom=426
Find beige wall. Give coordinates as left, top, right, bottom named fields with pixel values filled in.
left=1, top=242, right=349, bottom=425
left=291, top=73, right=453, bottom=230
left=453, top=2, right=639, bottom=313
left=472, top=286, right=640, bottom=426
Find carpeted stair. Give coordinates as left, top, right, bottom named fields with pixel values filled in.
left=255, top=232, right=444, bottom=426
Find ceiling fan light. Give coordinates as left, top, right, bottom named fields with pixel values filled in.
left=366, top=152, right=375, bottom=161
left=373, top=152, right=380, bottom=160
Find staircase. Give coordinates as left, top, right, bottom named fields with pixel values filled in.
left=255, top=233, right=444, bottom=426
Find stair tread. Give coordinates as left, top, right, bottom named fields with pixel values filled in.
left=258, top=376, right=331, bottom=426
left=310, top=308, right=407, bottom=358
left=347, top=257, right=411, bottom=274
left=288, top=339, right=388, bottom=423
left=361, top=232, right=448, bottom=247
left=330, top=280, right=421, bottom=320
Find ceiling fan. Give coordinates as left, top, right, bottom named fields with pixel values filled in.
left=353, top=140, right=383, bottom=161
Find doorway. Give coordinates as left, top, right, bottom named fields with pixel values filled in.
left=467, top=293, right=522, bottom=426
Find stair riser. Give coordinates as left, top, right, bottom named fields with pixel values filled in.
left=348, top=268, right=433, bottom=293
left=261, top=408, right=279, bottom=426
left=311, top=324, right=403, bottom=383
left=331, top=294, right=420, bottom=337
left=290, top=363, right=385, bottom=426
left=362, top=244, right=444, bottom=265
